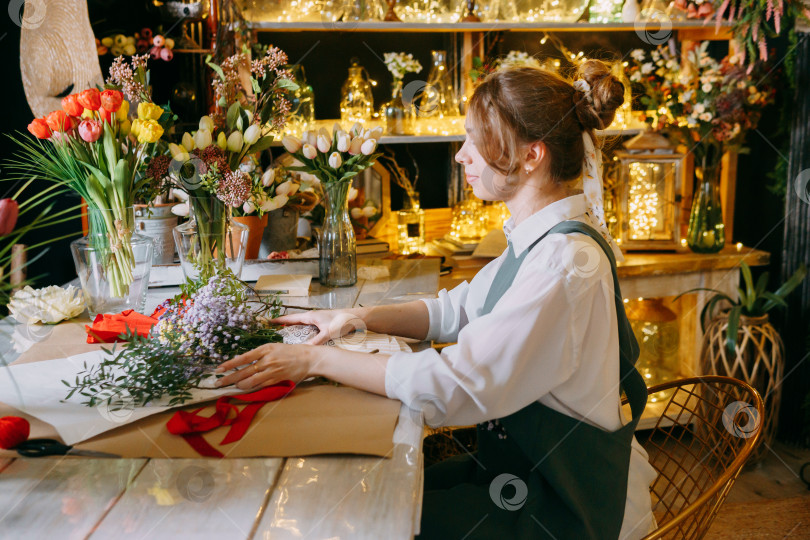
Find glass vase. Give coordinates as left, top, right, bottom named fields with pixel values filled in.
left=173, top=196, right=249, bottom=282
left=286, top=64, right=316, bottom=134
left=417, top=50, right=459, bottom=119
left=383, top=79, right=415, bottom=136
left=70, top=206, right=154, bottom=317
left=686, top=155, right=725, bottom=254
left=319, top=180, right=357, bottom=287
left=340, top=61, right=375, bottom=126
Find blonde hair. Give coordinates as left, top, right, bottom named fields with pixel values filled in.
left=467, top=59, right=625, bottom=183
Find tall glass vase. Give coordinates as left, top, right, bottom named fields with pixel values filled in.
left=686, top=153, right=725, bottom=253
left=70, top=206, right=154, bottom=317
left=173, top=196, right=249, bottom=281
left=383, top=79, right=415, bottom=136
left=319, top=180, right=357, bottom=287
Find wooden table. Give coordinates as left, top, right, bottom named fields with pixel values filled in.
left=0, top=258, right=439, bottom=539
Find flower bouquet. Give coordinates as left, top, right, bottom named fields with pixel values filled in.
left=281, top=123, right=383, bottom=286
left=5, top=55, right=176, bottom=315
left=627, top=43, right=775, bottom=252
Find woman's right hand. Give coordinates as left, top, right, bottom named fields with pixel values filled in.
left=269, top=309, right=367, bottom=345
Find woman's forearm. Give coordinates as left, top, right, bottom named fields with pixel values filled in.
left=349, top=300, right=430, bottom=341
left=309, top=346, right=391, bottom=396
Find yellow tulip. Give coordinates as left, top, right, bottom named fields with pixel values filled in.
left=137, top=102, right=164, bottom=121
left=116, top=100, right=130, bottom=122
left=119, top=119, right=131, bottom=136
left=136, top=119, right=164, bottom=143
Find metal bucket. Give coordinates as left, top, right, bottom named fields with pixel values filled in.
left=135, top=204, right=178, bottom=265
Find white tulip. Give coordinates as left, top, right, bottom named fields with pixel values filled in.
left=369, top=126, right=384, bottom=140
left=217, top=131, right=227, bottom=150
left=350, top=122, right=363, bottom=136
left=360, top=138, right=377, bottom=155
left=350, top=207, right=364, bottom=219
left=318, top=127, right=331, bottom=140
left=317, top=134, right=332, bottom=153
left=199, top=115, right=214, bottom=132
left=244, top=124, right=262, bottom=145
left=170, top=188, right=188, bottom=202
left=302, top=144, right=317, bottom=159
left=303, top=130, right=317, bottom=146
left=287, top=183, right=299, bottom=196
left=243, top=201, right=256, bottom=214
left=260, top=194, right=289, bottom=213
left=193, top=129, right=212, bottom=150
left=171, top=202, right=189, bottom=217
left=261, top=168, right=276, bottom=187
left=182, top=132, right=195, bottom=151
left=337, top=132, right=350, bottom=152
left=282, top=135, right=303, bottom=153
left=328, top=151, right=342, bottom=169
left=362, top=206, right=376, bottom=217
left=332, top=122, right=342, bottom=135
left=275, top=179, right=295, bottom=196
left=227, top=131, right=243, bottom=152
left=362, top=129, right=371, bottom=139
left=348, top=187, right=359, bottom=201
left=349, top=137, right=364, bottom=155
left=169, top=143, right=185, bottom=158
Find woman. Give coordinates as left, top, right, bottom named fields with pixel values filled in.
left=216, top=59, right=657, bottom=539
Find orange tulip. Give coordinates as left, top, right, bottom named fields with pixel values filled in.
left=0, top=199, right=19, bottom=236
left=100, top=89, right=123, bottom=112
left=77, top=88, right=101, bottom=111
left=61, top=95, right=83, bottom=117
left=27, top=118, right=52, bottom=139
left=45, top=110, right=71, bottom=132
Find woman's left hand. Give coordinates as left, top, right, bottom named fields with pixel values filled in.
left=215, top=343, right=315, bottom=391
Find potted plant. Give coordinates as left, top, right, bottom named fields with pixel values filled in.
left=677, top=261, right=807, bottom=461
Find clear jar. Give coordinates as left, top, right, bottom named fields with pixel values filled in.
left=340, top=62, right=375, bottom=126
left=417, top=50, right=460, bottom=119
left=70, top=206, right=153, bottom=317
left=397, top=195, right=425, bottom=255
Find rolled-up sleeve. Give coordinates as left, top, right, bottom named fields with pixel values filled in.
left=386, top=268, right=586, bottom=427
left=420, top=281, right=470, bottom=343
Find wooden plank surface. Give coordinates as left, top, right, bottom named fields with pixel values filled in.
left=93, top=458, right=283, bottom=539
left=0, top=458, right=13, bottom=473
left=0, top=458, right=147, bottom=539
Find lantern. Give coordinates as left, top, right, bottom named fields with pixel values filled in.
left=615, top=133, right=688, bottom=251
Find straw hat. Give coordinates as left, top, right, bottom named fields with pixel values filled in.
left=19, top=0, right=104, bottom=117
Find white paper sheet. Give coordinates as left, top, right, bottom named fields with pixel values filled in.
left=0, top=326, right=411, bottom=446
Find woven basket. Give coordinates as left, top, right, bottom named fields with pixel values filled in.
left=700, top=313, right=784, bottom=462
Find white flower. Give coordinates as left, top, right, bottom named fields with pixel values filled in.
left=170, top=188, right=188, bottom=201
left=244, top=124, right=262, bottom=145
left=694, top=103, right=706, bottom=114
left=630, top=49, right=645, bottom=62
left=362, top=206, right=376, bottom=218
left=260, top=194, right=289, bottom=213
left=302, top=144, right=317, bottom=159
left=360, top=138, right=377, bottom=155
left=349, top=137, right=364, bottom=155
left=282, top=135, right=302, bottom=153
left=227, top=131, right=243, bottom=152
left=275, top=179, right=296, bottom=196
left=336, top=132, right=350, bottom=152
left=317, top=133, right=332, bottom=153
left=630, top=71, right=642, bottom=83
left=8, top=285, right=85, bottom=324
left=640, top=62, right=654, bottom=75
left=217, top=131, right=227, bottom=150
left=332, top=122, right=342, bottom=135
left=169, top=143, right=186, bottom=159
left=199, top=116, right=214, bottom=132
left=702, top=83, right=712, bottom=93
left=243, top=200, right=256, bottom=214
left=348, top=187, right=359, bottom=202
left=182, top=132, right=195, bottom=151
left=194, top=129, right=212, bottom=150
left=328, top=151, right=342, bottom=169
left=302, top=130, right=317, bottom=146
left=261, top=168, right=276, bottom=187
left=698, top=112, right=713, bottom=122
left=369, top=126, right=384, bottom=140
left=350, top=122, right=363, bottom=137
left=171, top=202, right=189, bottom=217
left=351, top=207, right=364, bottom=219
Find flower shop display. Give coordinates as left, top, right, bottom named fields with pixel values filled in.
left=382, top=52, right=422, bottom=136
left=676, top=262, right=807, bottom=461
left=417, top=50, right=459, bottom=119
left=153, top=47, right=296, bottom=280
left=8, top=285, right=86, bottom=324
left=96, top=28, right=175, bottom=62
left=282, top=123, right=383, bottom=286
left=627, top=42, right=775, bottom=253
left=340, top=60, right=376, bottom=127
left=6, top=55, right=178, bottom=315
left=63, top=269, right=284, bottom=408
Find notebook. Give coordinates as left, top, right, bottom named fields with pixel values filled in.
left=254, top=274, right=313, bottom=296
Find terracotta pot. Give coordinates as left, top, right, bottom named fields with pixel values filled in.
left=232, top=214, right=268, bottom=260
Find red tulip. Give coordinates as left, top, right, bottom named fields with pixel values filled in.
left=62, top=95, right=84, bottom=117
left=0, top=199, right=19, bottom=236
left=78, top=120, right=103, bottom=142
left=100, top=89, right=123, bottom=112
left=99, top=107, right=113, bottom=124
left=27, top=118, right=52, bottom=139
left=77, top=88, right=101, bottom=111
left=46, top=110, right=71, bottom=132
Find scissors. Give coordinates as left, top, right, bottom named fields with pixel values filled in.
left=14, top=438, right=120, bottom=458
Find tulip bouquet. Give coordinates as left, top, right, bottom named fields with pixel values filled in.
left=280, top=122, right=383, bottom=286
left=6, top=56, right=176, bottom=305
left=237, top=166, right=319, bottom=217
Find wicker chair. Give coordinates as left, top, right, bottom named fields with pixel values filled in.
left=627, top=376, right=765, bottom=539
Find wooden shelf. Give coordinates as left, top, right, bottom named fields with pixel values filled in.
left=617, top=245, right=771, bottom=278
left=245, top=20, right=731, bottom=33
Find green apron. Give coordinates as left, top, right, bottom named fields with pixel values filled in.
left=420, top=220, right=648, bottom=539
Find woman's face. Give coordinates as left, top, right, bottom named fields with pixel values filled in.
left=455, top=118, right=520, bottom=202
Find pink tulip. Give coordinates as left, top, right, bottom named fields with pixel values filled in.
left=78, top=120, right=103, bottom=143
left=160, top=47, right=173, bottom=61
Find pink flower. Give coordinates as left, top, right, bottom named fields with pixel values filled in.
left=78, top=120, right=103, bottom=142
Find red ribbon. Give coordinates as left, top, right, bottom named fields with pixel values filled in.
left=166, top=381, right=295, bottom=458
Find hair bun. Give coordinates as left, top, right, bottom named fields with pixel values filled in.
left=572, top=59, right=625, bottom=131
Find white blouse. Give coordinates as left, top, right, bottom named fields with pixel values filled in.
left=385, top=193, right=657, bottom=539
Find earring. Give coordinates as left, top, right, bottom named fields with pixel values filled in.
left=525, top=166, right=532, bottom=174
